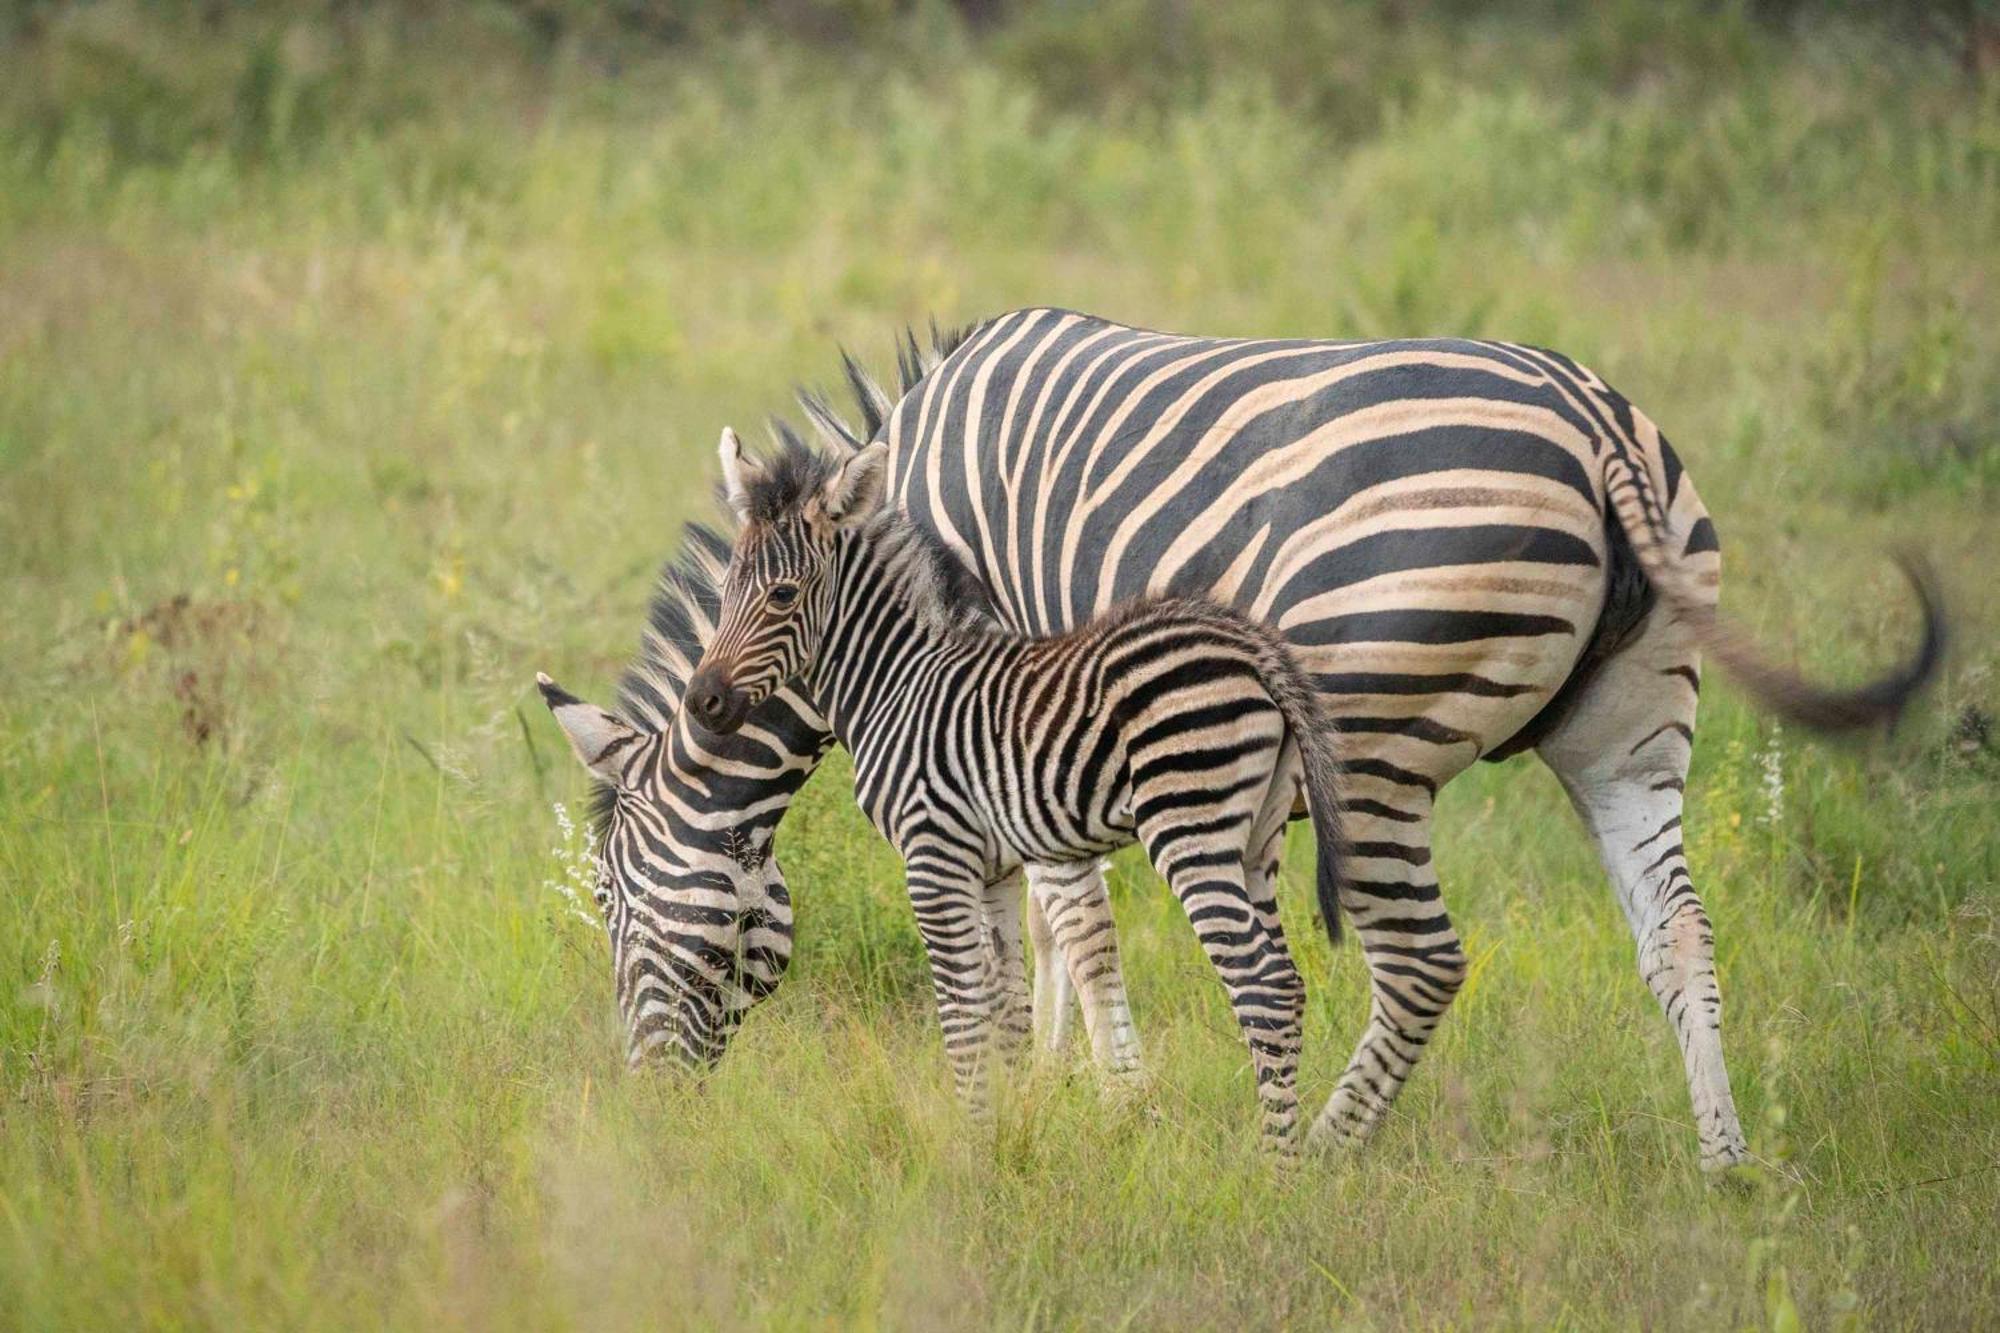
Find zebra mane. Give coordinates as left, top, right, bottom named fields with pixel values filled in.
left=586, top=519, right=733, bottom=831
left=612, top=519, right=736, bottom=732
left=609, top=317, right=986, bottom=729
left=791, top=318, right=981, bottom=455
left=866, top=510, right=1002, bottom=634
left=729, top=440, right=1000, bottom=638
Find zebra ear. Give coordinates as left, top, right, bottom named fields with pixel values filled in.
left=537, top=673, right=641, bottom=783
left=718, top=427, right=753, bottom=523
left=820, top=440, right=888, bottom=527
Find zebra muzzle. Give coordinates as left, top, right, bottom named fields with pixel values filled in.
left=687, top=665, right=752, bottom=736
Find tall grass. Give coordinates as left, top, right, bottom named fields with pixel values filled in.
left=2, top=4, right=1996, bottom=1327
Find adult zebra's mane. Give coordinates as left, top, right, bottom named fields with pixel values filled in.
left=609, top=319, right=981, bottom=730
left=795, top=319, right=981, bottom=456
left=612, top=519, right=736, bottom=733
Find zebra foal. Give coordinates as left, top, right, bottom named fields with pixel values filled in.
left=684, top=429, right=1345, bottom=1149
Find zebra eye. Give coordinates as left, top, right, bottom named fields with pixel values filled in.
left=767, top=582, right=800, bottom=609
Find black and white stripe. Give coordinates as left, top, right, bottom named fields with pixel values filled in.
left=686, top=435, right=1346, bottom=1149
left=537, top=527, right=827, bottom=1069
left=547, top=308, right=1941, bottom=1168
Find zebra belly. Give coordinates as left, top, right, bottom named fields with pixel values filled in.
left=970, top=768, right=1137, bottom=877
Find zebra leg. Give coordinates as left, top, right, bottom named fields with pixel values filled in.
left=982, top=869, right=1034, bottom=1058
left=1149, top=839, right=1307, bottom=1152
left=906, top=859, right=1006, bottom=1119
left=1307, top=796, right=1470, bottom=1151
left=1537, top=620, right=1749, bottom=1170
left=1244, top=753, right=1302, bottom=952
left=1024, top=874, right=1078, bottom=1055
left=1028, top=860, right=1142, bottom=1081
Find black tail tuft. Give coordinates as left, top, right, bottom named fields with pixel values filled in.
left=1710, top=552, right=1948, bottom=734
left=1314, top=819, right=1344, bottom=948
left=1255, top=636, right=1346, bottom=949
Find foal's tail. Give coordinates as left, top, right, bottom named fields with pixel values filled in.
left=1249, top=631, right=1347, bottom=947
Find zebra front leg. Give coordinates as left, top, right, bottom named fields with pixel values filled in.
left=1029, top=859, right=1141, bottom=1083
left=906, top=855, right=1007, bottom=1121
left=1308, top=795, right=1469, bottom=1151
left=981, top=869, right=1034, bottom=1059
left=1024, top=879, right=1078, bottom=1055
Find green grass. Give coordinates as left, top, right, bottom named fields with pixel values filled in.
left=2, top=4, right=1997, bottom=1327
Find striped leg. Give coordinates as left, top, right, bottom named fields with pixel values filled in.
left=1244, top=762, right=1302, bottom=952
left=906, top=858, right=1006, bottom=1118
left=1539, top=619, right=1749, bottom=1170
left=1147, top=833, right=1307, bottom=1152
left=1308, top=795, right=1469, bottom=1149
left=983, top=869, right=1034, bottom=1057
left=1028, top=860, right=1141, bottom=1081
left=1024, top=880, right=1078, bottom=1054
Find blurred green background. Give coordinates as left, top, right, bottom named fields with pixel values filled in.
left=1, top=2, right=1996, bottom=1328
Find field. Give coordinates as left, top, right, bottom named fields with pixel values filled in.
left=2, top=4, right=1998, bottom=1327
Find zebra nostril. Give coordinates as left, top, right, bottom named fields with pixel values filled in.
left=700, top=691, right=723, bottom=717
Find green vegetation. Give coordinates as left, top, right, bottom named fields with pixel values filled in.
left=2, top=3, right=1996, bottom=1327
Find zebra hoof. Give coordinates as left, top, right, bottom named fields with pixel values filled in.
left=1706, top=1159, right=1772, bottom=1194
left=1264, top=1141, right=1305, bottom=1172
left=1100, top=1073, right=1158, bottom=1120
left=1699, top=1139, right=1754, bottom=1176
left=1302, top=1119, right=1366, bottom=1157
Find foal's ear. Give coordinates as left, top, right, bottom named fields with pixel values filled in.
left=819, top=441, right=888, bottom=527
left=537, top=673, right=641, bottom=783
left=718, top=427, right=754, bottom=523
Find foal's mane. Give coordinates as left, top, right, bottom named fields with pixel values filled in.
left=868, top=511, right=1006, bottom=635
left=727, top=431, right=1003, bottom=638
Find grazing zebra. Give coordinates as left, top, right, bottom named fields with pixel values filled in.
left=535, top=523, right=814, bottom=1069
left=538, top=520, right=1123, bottom=1073
left=682, top=429, right=1345, bottom=1148
left=544, top=308, right=1941, bottom=1169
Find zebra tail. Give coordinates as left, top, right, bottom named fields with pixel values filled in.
left=1253, top=635, right=1347, bottom=948
left=1602, top=453, right=1947, bottom=733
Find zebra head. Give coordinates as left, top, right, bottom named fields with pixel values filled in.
left=536, top=671, right=796, bottom=1070
left=686, top=428, right=888, bottom=736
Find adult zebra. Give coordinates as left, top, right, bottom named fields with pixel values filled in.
left=543, top=308, right=1941, bottom=1169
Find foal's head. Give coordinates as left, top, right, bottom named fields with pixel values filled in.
left=686, top=430, right=887, bottom=736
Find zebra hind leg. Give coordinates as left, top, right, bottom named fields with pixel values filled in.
left=982, top=869, right=1034, bottom=1059
left=1146, top=830, right=1307, bottom=1154
left=1537, top=617, right=1749, bottom=1171
left=1307, top=795, right=1470, bottom=1152
left=1244, top=753, right=1301, bottom=969
left=1028, top=859, right=1141, bottom=1084
left=1024, top=875, right=1078, bottom=1056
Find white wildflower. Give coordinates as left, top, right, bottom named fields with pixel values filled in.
left=546, top=801, right=606, bottom=932
left=1758, top=724, right=1785, bottom=828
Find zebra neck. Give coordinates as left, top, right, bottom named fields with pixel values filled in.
left=807, top=528, right=994, bottom=754
left=654, top=711, right=798, bottom=868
